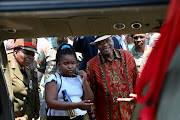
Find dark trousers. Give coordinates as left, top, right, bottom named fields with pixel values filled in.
left=47, top=115, right=84, bottom=120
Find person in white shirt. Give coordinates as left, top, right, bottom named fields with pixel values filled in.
left=113, top=35, right=128, bottom=50
left=42, top=43, right=94, bottom=120
left=149, top=33, right=161, bottom=47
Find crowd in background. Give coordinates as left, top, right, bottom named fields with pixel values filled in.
left=3, top=0, right=180, bottom=119
left=3, top=32, right=161, bottom=120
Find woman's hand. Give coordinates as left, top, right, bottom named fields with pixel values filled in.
left=77, top=100, right=93, bottom=110
left=78, top=70, right=87, bottom=83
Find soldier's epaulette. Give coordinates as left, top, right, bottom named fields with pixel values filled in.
left=10, top=59, right=16, bottom=69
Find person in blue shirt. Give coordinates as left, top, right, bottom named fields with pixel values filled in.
left=73, top=36, right=120, bottom=70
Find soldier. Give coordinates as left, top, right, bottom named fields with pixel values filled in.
left=8, top=38, right=40, bottom=120
left=37, top=37, right=68, bottom=80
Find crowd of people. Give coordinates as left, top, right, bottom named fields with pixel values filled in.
left=3, top=33, right=161, bottom=120
left=2, top=0, right=180, bottom=119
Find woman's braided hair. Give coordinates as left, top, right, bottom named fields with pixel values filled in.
left=56, top=43, right=77, bottom=65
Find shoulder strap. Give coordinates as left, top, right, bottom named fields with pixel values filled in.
left=54, top=73, right=62, bottom=93
left=76, top=75, right=83, bottom=84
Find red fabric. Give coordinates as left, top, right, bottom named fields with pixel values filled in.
left=136, top=0, right=180, bottom=119
left=14, top=41, right=37, bottom=48
left=138, top=106, right=155, bottom=120
left=87, top=49, right=138, bottom=120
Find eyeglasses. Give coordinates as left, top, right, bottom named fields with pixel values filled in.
left=96, top=38, right=113, bottom=46
left=133, top=36, right=145, bottom=39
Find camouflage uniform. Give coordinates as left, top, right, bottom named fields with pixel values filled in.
left=36, top=38, right=59, bottom=120
left=36, top=40, right=58, bottom=80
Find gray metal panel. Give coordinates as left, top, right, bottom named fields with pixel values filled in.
left=0, top=0, right=169, bottom=11
left=0, top=43, right=14, bottom=120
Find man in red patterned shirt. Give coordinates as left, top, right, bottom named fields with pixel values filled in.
left=85, top=35, right=138, bottom=120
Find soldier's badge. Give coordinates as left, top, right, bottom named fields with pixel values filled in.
left=31, top=38, right=37, bottom=46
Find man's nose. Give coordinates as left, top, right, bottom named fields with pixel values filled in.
left=102, top=41, right=108, bottom=46
left=138, top=37, right=141, bottom=40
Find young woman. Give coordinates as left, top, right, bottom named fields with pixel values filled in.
left=42, top=43, right=94, bottom=120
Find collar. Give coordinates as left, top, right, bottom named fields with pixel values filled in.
left=131, top=45, right=138, bottom=55
left=72, top=74, right=77, bottom=77
left=61, top=74, right=77, bottom=78
left=99, top=49, right=121, bottom=63
left=131, top=45, right=150, bottom=56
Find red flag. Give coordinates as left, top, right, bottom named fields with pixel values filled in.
left=136, top=0, right=180, bottom=119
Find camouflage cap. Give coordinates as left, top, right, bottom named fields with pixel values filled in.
left=13, top=38, right=37, bottom=53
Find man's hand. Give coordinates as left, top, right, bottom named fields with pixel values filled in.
left=78, top=70, right=87, bottom=83
left=117, top=93, right=137, bottom=104
left=129, top=93, right=137, bottom=98
left=15, top=117, right=27, bottom=120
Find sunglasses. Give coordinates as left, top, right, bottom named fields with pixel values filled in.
left=133, top=36, right=145, bottom=39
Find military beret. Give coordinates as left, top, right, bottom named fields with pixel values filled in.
left=13, top=38, right=37, bottom=53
